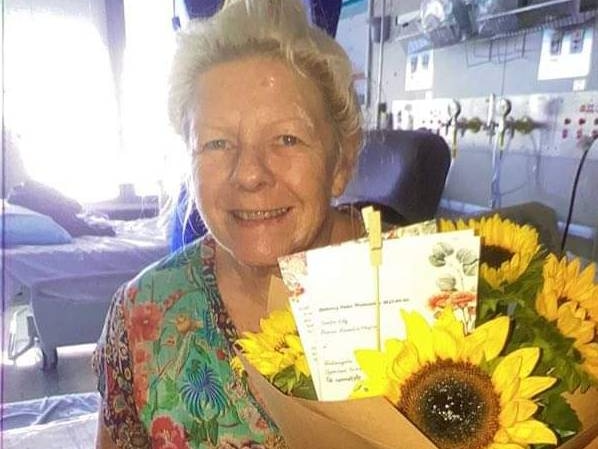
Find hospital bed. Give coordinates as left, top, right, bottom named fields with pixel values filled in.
left=2, top=217, right=169, bottom=369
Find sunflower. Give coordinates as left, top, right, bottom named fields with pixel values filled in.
left=535, top=254, right=598, bottom=380
left=352, top=308, right=557, bottom=449
left=236, top=309, right=310, bottom=388
left=440, top=215, right=541, bottom=290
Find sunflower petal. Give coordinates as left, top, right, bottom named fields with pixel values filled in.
left=435, top=306, right=465, bottom=340
left=517, top=376, right=556, bottom=399
left=499, top=377, right=521, bottom=405
left=432, top=328, right=458, bottom=360
left=354, top=349, right=387, bottom=379
left=500, top=399, right=538, bottom=427
left=494, top=348, right=540, bottom=384
left=506, top=420, right=558, bottom=445
left=384, top=339, right=404, bottom=358
left=402, top=310, right=435, bottom=364
left=295, top=356, right=310, bottom=377
left=468, top=316, right=510, bottom=361
left=493, top=353, right=523, bottom=392
left=391, top=343, right=421, bottom=381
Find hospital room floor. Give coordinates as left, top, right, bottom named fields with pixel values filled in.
left=2, top=303, right=97, bottom=403
left=2, top=345, right=97, bottom=403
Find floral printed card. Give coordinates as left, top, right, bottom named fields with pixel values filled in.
left=278, top=220, right=439, bottom=397
left=280, top=229, right=480, bottom=401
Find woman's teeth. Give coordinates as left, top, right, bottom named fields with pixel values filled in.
left=234, top=208, right=289, bottom=221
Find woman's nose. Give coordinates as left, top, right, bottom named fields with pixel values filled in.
left=230, top=144, right=275, bottom=191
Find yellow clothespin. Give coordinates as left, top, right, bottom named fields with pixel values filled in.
left=361, top=206, right=383, bottom=350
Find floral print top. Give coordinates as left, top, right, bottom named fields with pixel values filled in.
left=93, top=236, right=286, bottom=449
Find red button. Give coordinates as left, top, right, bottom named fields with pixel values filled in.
left=564, top=118, right=571, bottom=125
left=579, top=118, right=586, bottom=125
left=562, top=129, right=569, bottom=139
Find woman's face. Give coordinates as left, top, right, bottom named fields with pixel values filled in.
left=191, top=56, right=351, bottom=268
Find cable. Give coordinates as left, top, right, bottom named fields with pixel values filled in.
left=560, top=137, right=595, bottom=255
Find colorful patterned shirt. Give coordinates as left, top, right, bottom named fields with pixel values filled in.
left=93, top=236, right=286, bottom=449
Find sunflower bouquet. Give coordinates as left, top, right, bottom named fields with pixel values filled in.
left=235, top=214, right=598, bottom=449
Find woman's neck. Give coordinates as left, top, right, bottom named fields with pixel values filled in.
left=213, top=207, right=364, bottom=332
left=216, top=247, right=277, bottom=307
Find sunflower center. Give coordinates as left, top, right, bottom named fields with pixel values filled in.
left=397, top=360, right=500, bottom=449
left=481, top=244, right=514, bottom=269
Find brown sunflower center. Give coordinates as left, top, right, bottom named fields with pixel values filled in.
left=481, top=244, right=514, bottom=269
left=397, top=360, right=500, bottom=449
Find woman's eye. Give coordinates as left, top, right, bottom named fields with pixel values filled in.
left=202, top=139, right=230, bottom=151
left=278, top=135, right=300, bottom=147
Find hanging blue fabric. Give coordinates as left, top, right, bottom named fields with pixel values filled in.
left=310, top=0, right=342, bottom=37
left=168, top=184, right=207, bottom=252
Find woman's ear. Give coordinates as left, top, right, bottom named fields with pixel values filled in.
left=331, top=130, right=362, bottom=198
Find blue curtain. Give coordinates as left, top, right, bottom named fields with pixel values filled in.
left=310, top=0, right=342, bottom=37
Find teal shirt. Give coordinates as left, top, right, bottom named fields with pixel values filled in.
left=94, top=236, right=286, bottom=449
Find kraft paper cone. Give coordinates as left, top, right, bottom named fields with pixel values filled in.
left=244, top=353, right=598, bottom=449
left=241, top=354, right=437, bottom=449
left=261, top=271, right=598, bottom=449
left=562, top=388, right=598, bottom=449
left=267, top=276, right=290, bottom=313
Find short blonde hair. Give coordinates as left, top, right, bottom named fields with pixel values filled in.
left=168, top=0, right=362, bottom=159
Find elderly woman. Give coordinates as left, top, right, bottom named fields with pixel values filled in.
left=94, top=0, right=362, bottom=448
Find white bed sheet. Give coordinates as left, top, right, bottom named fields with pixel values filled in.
left=1, top=217, right=169, bottom=365
left=2, top=217, right=169, bottom=301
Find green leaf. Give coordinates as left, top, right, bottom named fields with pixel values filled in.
left=505, top=307, right=593, bottom=394
left=291, top=375, right=318, bottom=400
left=272, top=366, right=297, bottom=394
left=539, top=392, right=581, bottom=443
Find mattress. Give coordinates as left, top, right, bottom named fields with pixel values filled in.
left=2, top=217, right=169, bottom=366
left=2, top=217, right=169, bottom=301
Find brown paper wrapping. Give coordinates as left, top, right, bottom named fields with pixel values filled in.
left=258, top=277, right=598, bottom=449
left=242, top=354, right=598, bottom=449
left=563, top=388, right=598, bottom=449
left=242, top=353, right=436, bottom=449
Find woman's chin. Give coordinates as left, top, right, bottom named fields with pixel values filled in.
left=234, top=251, right=285, bottom=270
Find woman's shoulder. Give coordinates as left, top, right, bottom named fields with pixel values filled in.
left=122, top=235, right=218, bottom=307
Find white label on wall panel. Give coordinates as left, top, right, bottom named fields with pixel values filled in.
left=405, top=50, right=434, bottom=91
left=538, top=27, right=593, bottom=81
left=572, top=78, right=587, bottom=91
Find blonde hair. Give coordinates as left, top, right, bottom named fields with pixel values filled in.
left=168, top=0, right=362, bottom=159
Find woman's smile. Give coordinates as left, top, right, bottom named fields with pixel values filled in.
left=231, top=207, right=292, bottom=223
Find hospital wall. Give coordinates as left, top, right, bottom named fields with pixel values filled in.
left=337, top=1, right=598, bottom=261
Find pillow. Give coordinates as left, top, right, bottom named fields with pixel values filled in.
left=1, top=200, right=73, bottom=246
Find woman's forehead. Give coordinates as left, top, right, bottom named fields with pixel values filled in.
left=193, top=56, right=328, bottom=125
